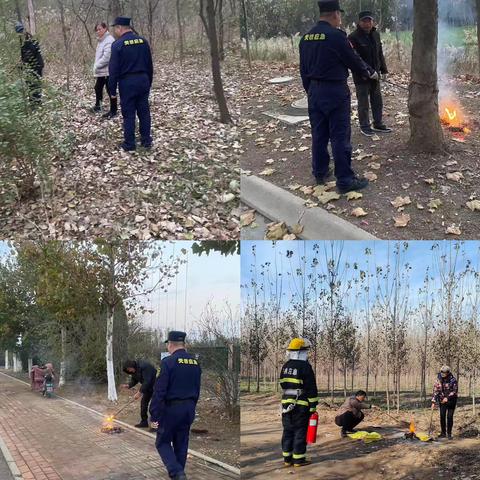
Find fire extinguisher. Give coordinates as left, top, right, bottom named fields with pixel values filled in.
left=306, top=411, right=318, bottom=444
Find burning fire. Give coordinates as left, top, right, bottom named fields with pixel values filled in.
left=101, top=415, right=122, bottom=433
left=439, top=99, right=470, bottom=135
left=409, top=420, right=416, bottom=434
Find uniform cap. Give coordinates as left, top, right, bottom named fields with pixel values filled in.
left=165, top=330, right=187, bottom=343
left=287, top=338, right=311, bottom=351
left=318, top=0, right=344, bottom=13
left=15, top=21, right=25, bottom=33
left=359, top=10, right=374, bottom=20
left=111, top=16, right=131, bottom=27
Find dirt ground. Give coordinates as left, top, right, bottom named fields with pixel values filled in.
left=241, top=392, right=480, bottom=480
left=8, top=372, right=239, bottom=468
left=239, top=61, right=480, bottom=239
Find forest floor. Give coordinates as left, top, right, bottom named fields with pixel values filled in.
left=239, top=60, right=480, bottom=239
left=2, top=370, right=239, bottom=468
left=0, top=55, right=240, bottom=240
left=241, top=392, right=480, bottom=480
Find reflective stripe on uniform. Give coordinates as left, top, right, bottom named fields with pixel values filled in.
left=282, top=452, right=292, bottom=457
left=281, top=399, right=309, bottom=407
left=309, top=408, right=316, bottom=412
left=308, top=397, right=319, bottom=402
left=279, top=378, right=303, bottom=384
left=292, top=453, right=306, bottom=459
left=283, top=389, right=304, bottom=396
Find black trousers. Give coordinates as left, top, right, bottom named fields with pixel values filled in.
left=94, top=76, right=117, bottom=112
left=439, top=398, right=457, bottom=435
left=281, top=407, right=310, bottom=463
left=335, top=411, right=364, bottom=433
left=354, top=80, right=383, bottom=129
left=141, top=390, right=154, bottom=423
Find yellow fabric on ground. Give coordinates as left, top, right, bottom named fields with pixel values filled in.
left=415, top=432, right=432, bottom=442
left=347, top=431, right=383, bottom=443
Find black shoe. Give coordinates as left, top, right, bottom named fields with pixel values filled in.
left=438, top=433, right=447, bottom=438
left=102, top=111, right=118, bottom=119
left=447, top=434, right=453, bottom=440
left=135, top=421, right=148, bottom=428
left=120, top=143, right=136, bottom=152
left=293, top=459, right=312, bottom=467
left=360, top=127, right=375, bottom=137
left=141, top=143, right=152, bottom=150
left=373, top=124, right=392, bottom=133
left=173, top=473, right=187, bottom=480
left=337, top=177, right=369, bottom=194
left=90, top=105, right=101, bottom=113
left=346, top=429, right=358, bottom=433
left=341, top=430, right=348, bottom=438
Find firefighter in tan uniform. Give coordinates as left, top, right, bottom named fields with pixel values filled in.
left=279, top=338, right=318, bottom=467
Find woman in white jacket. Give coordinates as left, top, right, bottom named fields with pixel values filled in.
left=92, top=22, right=117, bottom=118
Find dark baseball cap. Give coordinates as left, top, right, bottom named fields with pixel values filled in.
left=165, top=331, right=187, bottom=343
left=359, top=11, right=374, bottom=20
left=111, top=16, right=131, bottom=26
left=318, top=0, right=344, bottom=13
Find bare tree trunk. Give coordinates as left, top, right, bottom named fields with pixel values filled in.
left=476, top=0, right=480, bottom=74
left=57, top=0, right=72, bottom=91
left=26, top=0, right=36, bottom=35
left=14, top=0, right=22, bottom=21
left=59, top=326, right=66, bottom=386
left=110, top=0, right=121, bottom=19
left=176, top=0, right=184, bottom=62
left=240, top=0, right=251, bottom=69
left=217, top=0, right=225, bottom=61
left=106, top=303, right=118, bottom=401
left=408, top=0, right=445, bottom=152
left=200, top=0, right=232, bottom=123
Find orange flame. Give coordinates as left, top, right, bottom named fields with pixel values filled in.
left=439, top=98, right=467, bottom=129
left=409, top=420, right=415, bottom=433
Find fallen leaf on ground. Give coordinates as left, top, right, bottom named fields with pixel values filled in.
left=446, top=172, right=464, bottom=182
left=315, top=191, right=341, bottom=205
left=288, top=184, right=302, bottom=191
left=220, top=193, right=235, bottom=203
left=364, top=172, right=378, bottom=182
left=427, top=199, right=442, bottom=210
left=466, top=200, right=480, bottom=211
left=393, top=213, right=411, bottom=227
left=424, top=178, right=435, bottom=185
left=346, top=191, right=363, bottom=201
left=298, top=146, right=309, bottom=152
left=291, top=224, right=304, bottom=235
left=259, top=167, right=275, bottom=176
left=416, top=203, right=424, bottom=210
left=446, top=225, right=462, bottom=235
left=283, top=233, right=297, bottom=240
left=351, top=207, right=368, bottom=217
left=368, top=162, right=381, bottom=170
left=265, top=222, right=288, bottom=240
left=391, top=196, right=411, bottom=208
left=240, top=210, right=256, bottom=227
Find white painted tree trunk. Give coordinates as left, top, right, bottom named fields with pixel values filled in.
left=13, top=354, right=22, bottom=372
left=59, top=327, right=66, bottom=387
left=4, top=350, right=9, bottom=369
left=106, top=305, right=118, bottom=401
left=13, top=355, right=17, bottom=372
left=28, top=358, right=33, bottom=374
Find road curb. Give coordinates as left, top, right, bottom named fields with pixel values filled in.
left=0, top=371, right=239, bottom=478
left=241, top=175, right=377, bottom=240
left=0, top=434, right=22, bottom=480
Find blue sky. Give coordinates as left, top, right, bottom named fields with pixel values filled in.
left=0, top=241, right=239, bottom=332
left=241, top=241, right=480, bottom=317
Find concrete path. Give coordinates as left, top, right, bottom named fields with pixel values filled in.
left=0, top=372, right=236, bottom=480
left=0, top=448, right=15, bottom=480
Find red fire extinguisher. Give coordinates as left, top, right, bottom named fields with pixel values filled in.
left=306, top=412, right=318, bottom=444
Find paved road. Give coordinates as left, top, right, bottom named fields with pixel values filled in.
left=0, top=372, right=234, bottom=480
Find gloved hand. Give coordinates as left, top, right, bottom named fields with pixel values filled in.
left=370, top=71, right=379, bottom=81
left=431, top=402, right=437, bottom=410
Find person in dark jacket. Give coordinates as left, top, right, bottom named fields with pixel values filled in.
left=279, top=338, right=318, bottom=468
left=122, top=359, right=157, bottom=429
left=335, top=390, right=377, bottom=437
left=300, top=0, right=377, bottom=195
left=15, top=21, right=44, bottom=104
left=431, top=365, right=458, bottom=439
left=348, top=11, right=391, bottom=136
left=109, top=16, right=153, bottom=151
left=150, top=331, right=201, bottom=480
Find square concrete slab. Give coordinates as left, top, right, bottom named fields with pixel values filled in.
left=292, top=97, right=308, bottom=109
left=263, top=111, right=309, bottom=125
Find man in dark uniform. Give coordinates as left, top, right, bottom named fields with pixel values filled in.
left=121, top=359, right=157, bottom=429
left=150, top=331, right=201, bottom=480
left=108, top=16, right=153, bottom=151
left=15, top=22, right=44, bottom=104
left=348, top=11, right=391, bottom=136
left=299, top=0, right=378, bottom=194
left=279, top=338, right=318, bottom=468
